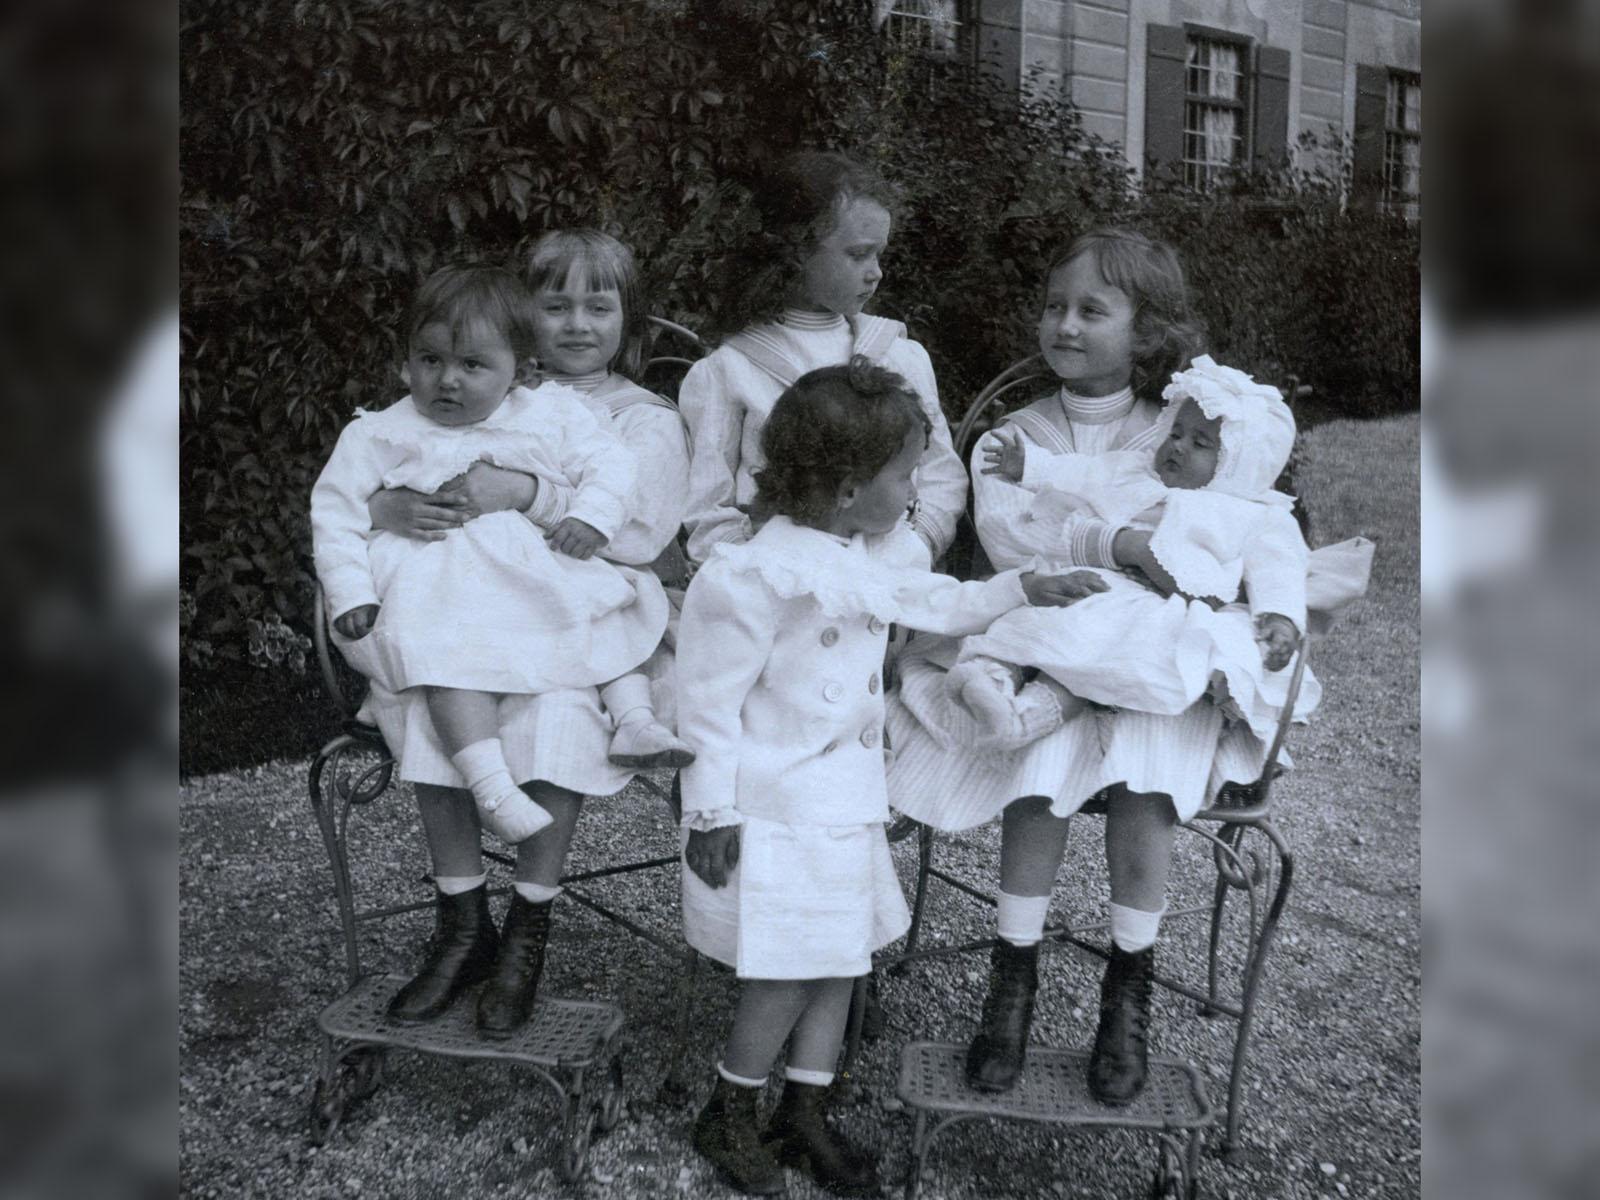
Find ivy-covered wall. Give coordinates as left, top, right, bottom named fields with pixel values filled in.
left=180, top=0, right=1418, bottom=670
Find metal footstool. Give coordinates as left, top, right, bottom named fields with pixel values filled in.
left=897, top=1041, right=1214, bottom=1199
left=310, top=973, right=625, bottom=1182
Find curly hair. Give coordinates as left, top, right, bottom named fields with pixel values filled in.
left=523, top=228, right=650, bottom=381
left=752, top=356, right=930, bottom=527
left=1045, top=229, right=1205, bottom=399
left=708, top=151, right=897, bottom=342
left=408, top=264, right=539, bottom=363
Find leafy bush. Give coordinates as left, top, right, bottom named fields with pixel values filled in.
left=181, top=1, right=1418, bottom=670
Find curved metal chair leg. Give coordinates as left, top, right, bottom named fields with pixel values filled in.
left=1201, top=867, right=1231, bottom=1017
left=309, top=736, right=365, bottom=986
left=1218, top=825, right=1295, bottom=1162
left=895, top=822, right=936, bottom=972
left=658, top=947, right=702, bottom=1105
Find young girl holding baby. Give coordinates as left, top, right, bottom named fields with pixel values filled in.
left=676, top=360, right=1101, bottom=1196
left=679, top=149, right=967, bottom=567
left=952, top=353, right=1320, bottom=743
left=887, top=229, right=1308, bottom=1106
left=314, top=256, right=684, bottom=1040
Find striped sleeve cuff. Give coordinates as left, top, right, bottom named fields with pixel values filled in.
left=1069, top=521, right=1120, bottom=569
left=525, top=478, right=573, bottom=529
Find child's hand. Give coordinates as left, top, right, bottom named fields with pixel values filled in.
left=980, top=428, right=1027, bottom=483
left=369, top=486, right=472, bottom=542
left=333, top=604, right=379, bottom=640
left=548, top=517, right=609, bottom=559
left=445, top=462, right=538, bottom=516
left=685, top=826, right=740, bottom=889
left=1112, top=529, right=1182, bottom=598
left=1254, top=613, right=1299, bottom=671
left=1021, top=570, right=1109, bottom=607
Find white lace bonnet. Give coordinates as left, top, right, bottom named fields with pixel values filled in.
left=1160, top=355, right=1296, bottom=501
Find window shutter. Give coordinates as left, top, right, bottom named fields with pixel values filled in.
left=1253, top=45, right=1291, bottom=170
left=1144, top=23, right=1187, bottom=184
left=1353, top=64, right=1388, bottom=201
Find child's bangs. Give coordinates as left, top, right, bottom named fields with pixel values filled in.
left=411, top=287, right=527, bottom=358
left=527, top=239, right=631, bottom=300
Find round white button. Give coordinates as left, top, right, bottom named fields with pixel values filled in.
left=859, top=727, right=880, bottom=748
left=820, top=626, right=840, bottom=647
left=823, top=682, right=843, bottom=702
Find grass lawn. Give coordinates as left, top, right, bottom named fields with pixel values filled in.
left=180, top=414, right=1419, bottom=1199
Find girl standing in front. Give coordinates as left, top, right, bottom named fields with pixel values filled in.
left=676, top=360, right=1103, bottom=1196
left=889, top=230, right=1284, bottom=1106
left=679, top=149, right=966, bottom=567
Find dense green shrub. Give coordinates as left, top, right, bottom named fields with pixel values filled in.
left=181, top=1, right=1418, bottom=670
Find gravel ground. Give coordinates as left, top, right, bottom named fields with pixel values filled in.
left=180, top=416, right=1420, bottom=1199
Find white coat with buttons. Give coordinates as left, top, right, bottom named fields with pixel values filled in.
left=675, top=516, right=1035, bottom=978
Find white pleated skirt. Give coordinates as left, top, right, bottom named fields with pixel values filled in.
left=681, top=815, right=911, bottom=980
left=886, top=639, right=1276, bottom=829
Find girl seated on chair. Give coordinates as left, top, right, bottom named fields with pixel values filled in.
left=951, top=354, right=1322, bottom=749
left=675, top=358, right=1104, bottom=1197
left=886, top=229, right=1321, bottom=1108
left=311, top=261, right=680, bottom=1039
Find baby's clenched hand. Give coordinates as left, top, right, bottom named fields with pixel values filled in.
left=1021, top=569, right=1109, bottom=608
left=547, top=517, right=609, bottom=560
left=1254, top=613, right=1299, bottom=671
left=334, top=604, right=380, bottom=640
left=980, top=427, right=1027, bottom=483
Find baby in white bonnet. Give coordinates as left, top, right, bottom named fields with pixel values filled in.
left=953, top=355, right=1319, bottom=743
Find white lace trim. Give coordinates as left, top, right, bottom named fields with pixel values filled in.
left=681, top=807, right=744, bottom=832
left=705, top=518, right=923, bottom=620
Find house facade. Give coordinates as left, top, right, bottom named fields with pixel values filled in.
left=882, top=0, right=1421, bottom=212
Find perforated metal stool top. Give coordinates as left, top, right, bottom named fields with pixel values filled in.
left=319, top=973, right=623, bottom=1068
left=898, top=1042, right=1213, bottom=1132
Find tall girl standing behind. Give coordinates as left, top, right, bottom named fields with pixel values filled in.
left=679, top=150, right=967, bottom=567
left=676, top=360, right=1103, bottom=1196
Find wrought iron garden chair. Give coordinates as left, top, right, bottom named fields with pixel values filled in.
left=302, top=315, right=705, bottom=1176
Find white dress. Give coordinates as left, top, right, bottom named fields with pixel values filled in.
left=678, top=310, right=967, bottom=565
left=354, top=375, right=691, bottom=795
left=676, top=517, right=1035, bottom=979
left=957, top=444, right=1322, bottom=743
left=886, top=391, right=1268, bottom=826
left=311, top=381, right=669, bottom=696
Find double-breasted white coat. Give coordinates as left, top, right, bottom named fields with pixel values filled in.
left=675, top=516, right=1037, bottom=979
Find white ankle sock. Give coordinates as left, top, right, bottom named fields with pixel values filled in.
left=451, top=739, right=525, bottom=813
left=434, top=872, right=486, bottom=896
left=1109, top=902, right=1166, bottom=952
left=513, top=881, right=562, bottom=904
left=997, top=891, right=1051, bottom=946
left=716, top=1061, right=765, bottom=1088
left=784, top=1066, right=834, bottom=1086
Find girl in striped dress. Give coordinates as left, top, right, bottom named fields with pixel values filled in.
left=887, top=230, right=1291, bottom=1107
left=679, top=150, right=967, bottom=568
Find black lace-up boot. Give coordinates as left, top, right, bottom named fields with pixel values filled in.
left=693, top=1077, right=786, bottom=1195
left=385, top=884, right=499, bottom=1024
left=475, top=892, right=552, bottom=1039
left=762, top=1080, right=878, bottom=1197
left=964, top=940, right=1040, bottom=1092
left=1087, top=944, right=1156, bottom=1106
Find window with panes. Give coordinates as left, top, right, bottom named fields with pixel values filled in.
left=1384, top=71, right=1421, bottom=217
left=1182, top=32, right=1251, bottom=189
